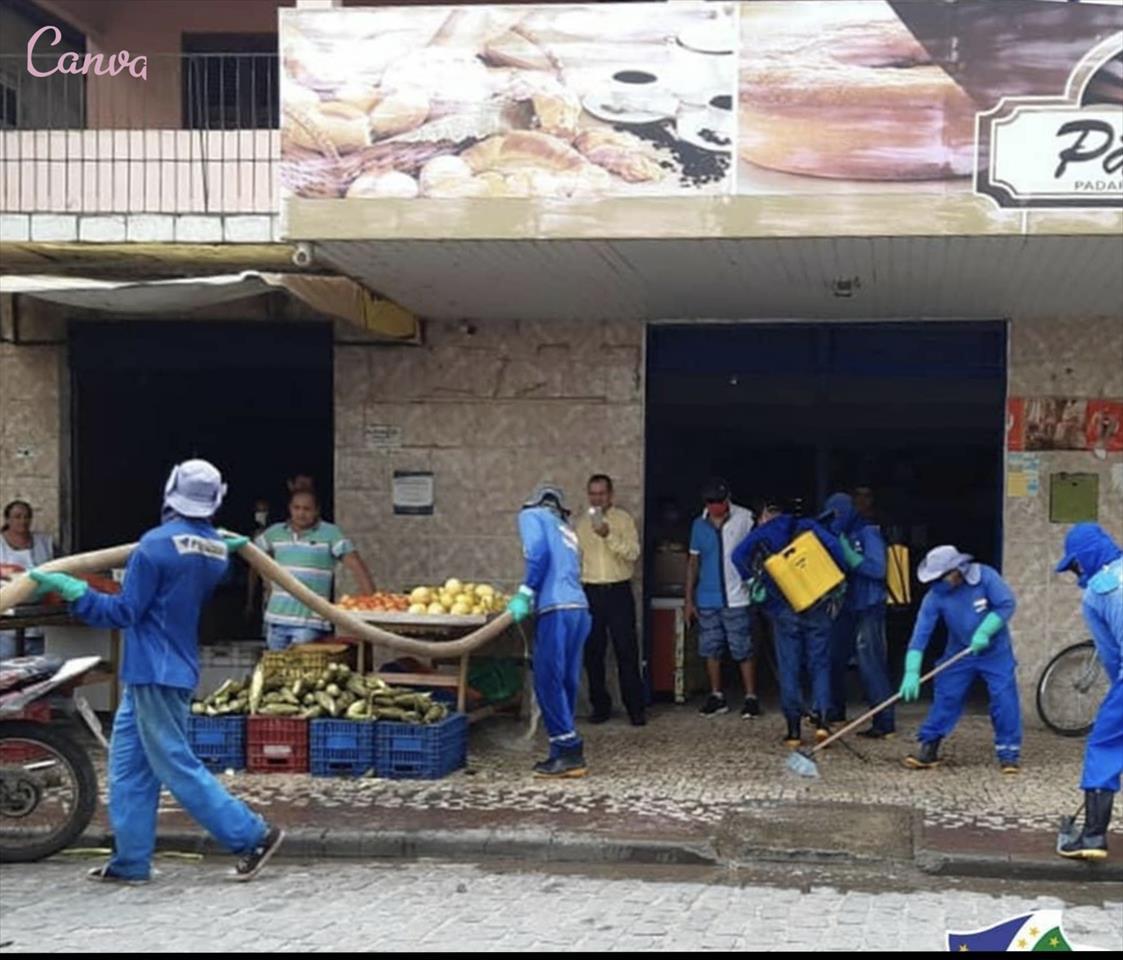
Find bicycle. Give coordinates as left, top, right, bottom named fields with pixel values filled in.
left=1035, top=639, right=1108, bottom=738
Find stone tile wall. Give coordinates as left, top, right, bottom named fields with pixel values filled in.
left=1003, top=315, right=1123, bottom=723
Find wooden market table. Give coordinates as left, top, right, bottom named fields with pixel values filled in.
left=339, top=610, right=523, bottom=723
left=0, top=605, right=122, bottom=709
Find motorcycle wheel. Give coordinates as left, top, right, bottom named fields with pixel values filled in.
left=0, top=720, right=99, bottom=863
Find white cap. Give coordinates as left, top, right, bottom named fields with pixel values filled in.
left=163, top=459, right=227, bottom=518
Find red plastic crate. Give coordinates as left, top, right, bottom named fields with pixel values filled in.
left=246, top=716, right=308, bottom=774
left=0, top=700, right=52, bottom=765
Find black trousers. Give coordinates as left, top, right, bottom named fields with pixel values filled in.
left=583, top=581, right=646, bottom=720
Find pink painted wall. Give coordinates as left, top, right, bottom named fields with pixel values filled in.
left=29, top=0, right=584, bottom=128
left=35, top=1, right=286, bottom=128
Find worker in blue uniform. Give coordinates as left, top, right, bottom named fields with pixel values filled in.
left=821, top=492, right=895, bottom=738
left=507, top=483, right=593, bottom=779
left=732, top=499, right=848, bottom=748
left=899, top=545, right=1022, bottom=773
left=29, top=460, right=283, bottom=883
left=1055, top=523, right=1122, bottom=860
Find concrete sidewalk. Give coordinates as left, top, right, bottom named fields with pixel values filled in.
left=73, top=702, right=1121, bottom=881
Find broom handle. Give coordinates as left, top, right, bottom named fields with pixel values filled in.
left=809, top=646, right=975, bottom=756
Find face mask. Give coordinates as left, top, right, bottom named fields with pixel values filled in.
left=254, top=511, right=268, bottom=526
left=934, top=574, right=961, bottom=595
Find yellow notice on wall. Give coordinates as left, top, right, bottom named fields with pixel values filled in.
left=1007, top=473, right=1030, bottom=497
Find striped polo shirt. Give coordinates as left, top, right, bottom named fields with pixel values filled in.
left=255, top=521, right=354, bottom=629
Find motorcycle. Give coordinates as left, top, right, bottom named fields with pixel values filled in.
left=0, top=655, right=107, bottom=863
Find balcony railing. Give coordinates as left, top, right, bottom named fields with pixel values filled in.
left=0, top=53, right=280, bottom=215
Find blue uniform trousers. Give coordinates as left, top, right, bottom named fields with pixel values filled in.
left=107, top=684, right=267, bottom=880
left=534, top=608, right=592, bottom=757
left=768, top=604, right=833, bottom=723
left=916, top=645, right=1022, bottom=763
left=1082, top=676, right=1123, bottom=792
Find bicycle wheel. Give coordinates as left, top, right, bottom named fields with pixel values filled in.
left=1036, top=641, right=1109, bottom=738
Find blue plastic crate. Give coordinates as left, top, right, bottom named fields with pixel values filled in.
left=374, top=712, right=468, bottom=780
left=310, top=719, right=376, bottom=778
left=188, top=715, right=245, bottom=772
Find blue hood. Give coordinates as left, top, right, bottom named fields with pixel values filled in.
left=1056, top=523, right=1123, bottom=588
left=822, top=492, right=860, bottom=536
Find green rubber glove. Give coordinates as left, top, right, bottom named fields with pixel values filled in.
left=29, top=569, right=89, bottom=603
left=970, top=611, right=1004, bottom=655
left=899, top=649, right=923, bottom=702
left=747, top=578, right=767, bottom=605
left=840, top=536, right=864, bottom=570
left=506, top=587, right=534, bottom=623
left=223, top=534, right=250, bottom=553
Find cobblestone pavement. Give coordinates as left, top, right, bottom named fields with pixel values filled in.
left=1, top=858, right=1120, bottom=953
left=108, top=703, right=1117, bottom=839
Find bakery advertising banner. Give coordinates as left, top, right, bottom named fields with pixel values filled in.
left=280, top=0, right=1123, bottom=206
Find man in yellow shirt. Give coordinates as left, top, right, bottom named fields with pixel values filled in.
left=575, top=474, right=647, bottom=726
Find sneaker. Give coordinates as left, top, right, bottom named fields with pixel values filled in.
left=233, top=825, right=285, bottom=882
left=783, top=717, right=802, bottom=747
left=856, top=727, right=896, bottom=740
left=588, top=712, right=611, bottom=725
left=700, top=693, right=729, bottom=717
left=629, top=714, right=647, bottom=727
left=741, top=696, right=761, bottom=719
left=87, top=864, right=149, bottom=886
left=1000, top=760, right=1020, bottom=775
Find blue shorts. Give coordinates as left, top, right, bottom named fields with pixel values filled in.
left=698, top=606, right=752, bottom=661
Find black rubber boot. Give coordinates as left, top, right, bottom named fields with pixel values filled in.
left=783, top=717, right=802, bottom=747
left=533, top=745, right=587, bottom=779
left=903, top=738, right=942, bottom=769
left=1059, top=789, right=1113, bottom=860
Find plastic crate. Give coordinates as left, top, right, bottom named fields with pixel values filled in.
left=246, top=716, right=309, bottom=774
left=374, top=712, right=468, bottom=780
left=260, top=643, right=353, bottom=683
left=188, top=715, right=246, bottom=773
left=309, top=719, right=375, bottom=778
left=0, top=700, right=51, bottom=765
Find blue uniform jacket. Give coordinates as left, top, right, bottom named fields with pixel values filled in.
left=1084, top=558, right=1123, bottom=683
left=71, top=516, right=231, bottom=691
left=731, top=514, right=847, bottom=614
left=518, top=506, right=588, bottom=616
left=844, top=523, right=888, bottom=611
left=907, top=564, right=1016, bottom=657
left=822, top=492, right=887, bottom=612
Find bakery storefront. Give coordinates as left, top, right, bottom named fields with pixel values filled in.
left=280, top=1, right=1123, bottom=716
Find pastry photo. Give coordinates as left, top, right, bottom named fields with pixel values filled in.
left=280, top=2, right=737, bottom=201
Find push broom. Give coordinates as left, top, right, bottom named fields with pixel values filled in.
left=787, top=646, right=975, bottom=778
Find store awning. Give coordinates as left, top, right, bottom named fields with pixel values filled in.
left=0, top=271, right=419, bottom=341
left=311, top=234, right=1123, bottom=323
